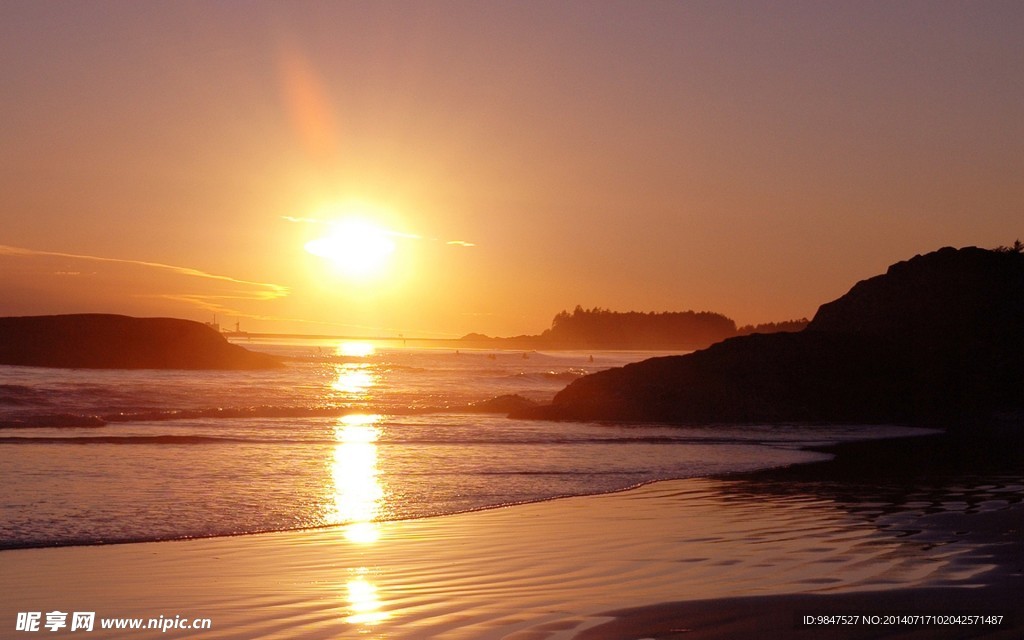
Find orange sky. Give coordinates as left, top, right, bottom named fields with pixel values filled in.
left=1, top=2, right=1022, bottom=337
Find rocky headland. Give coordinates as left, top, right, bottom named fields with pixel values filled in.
left=0, top=314, right=282, bottom=370
left=518, top=247, right=1024, bottom=431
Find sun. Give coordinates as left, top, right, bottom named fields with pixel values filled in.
left=305, top=218, right=396, bottom=279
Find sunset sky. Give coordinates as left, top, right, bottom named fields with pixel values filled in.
left=2, top=1, right=1021, bottom=337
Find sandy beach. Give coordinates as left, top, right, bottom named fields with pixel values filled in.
left=2, top=434, right=1021, bottom=639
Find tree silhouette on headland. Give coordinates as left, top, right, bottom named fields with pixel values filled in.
left=461, top=306, right=808, bottom=350
left=994, top=239, right=1024, bottom=254
left=543, top=306, right=738, bottom=349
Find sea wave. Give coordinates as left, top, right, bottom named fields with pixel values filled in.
left=0, top=384, right=53, bottom=406
left=0, top=394, right=544, bottom=429
left=0, top=435, right=264, bottom=445
left=0, top=433, right=829, bottom=448
left=509, top=369, right=589, bottom=382
left=0, top=413, right=107, bottom=428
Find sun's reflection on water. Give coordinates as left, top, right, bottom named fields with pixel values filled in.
left=332, top=364, right=375, bottom=396
left=337, top=340, right=376, bottom=358
left=345, top=570, right=389, bottom=625
left=330, top=341, right=377, bottom=397
left=329, top=413, right=384, bottom=544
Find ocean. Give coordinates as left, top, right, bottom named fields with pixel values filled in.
left=0, top=340, right=930, bottom=549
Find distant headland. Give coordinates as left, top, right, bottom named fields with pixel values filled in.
left=0, top=314, right=282, bottom=370
left=517, top=245, right=1024, bottom=431
left=461, top=307, right=808, bottom=351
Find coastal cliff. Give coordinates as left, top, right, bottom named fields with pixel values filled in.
left=0, top=314, right=282, bottom=370
left=520, top=247, right=1024, bottom=429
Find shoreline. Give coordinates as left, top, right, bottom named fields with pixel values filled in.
left=3, top=429, right=1022, bottom=639
left=0, top=425, right=931, bottom=553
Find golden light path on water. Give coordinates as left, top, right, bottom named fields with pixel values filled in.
left=330, top=413, right=388, bottom=625
left=326, top=341, right=390, bottom=626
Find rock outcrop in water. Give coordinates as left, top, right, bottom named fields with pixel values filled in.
left=0, top=314, right=282, bottom=370
left=518, top=247, right=1024, bottom=430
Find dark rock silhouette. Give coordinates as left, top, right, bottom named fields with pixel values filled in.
left=518, top=247, right=1024, bottom=430
left=0, top=314, right=282, bottom=370
left=465, top=394, right=539, bottom=414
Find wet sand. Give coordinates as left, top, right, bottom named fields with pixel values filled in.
left=1, top=434, right=1021, bottom=639
left=581, top=433, right=1024, bottom=639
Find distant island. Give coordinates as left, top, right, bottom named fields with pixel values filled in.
left=517, top=245, right=1024, bottom=431
left=0, top=314, right=282, bottom=370
left=461, top=307, right=808, bottom=351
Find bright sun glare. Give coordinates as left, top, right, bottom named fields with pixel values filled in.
left=305, top=218, right=396, bottom=279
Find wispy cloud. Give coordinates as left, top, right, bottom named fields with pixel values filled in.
left=0, top=244, right=289, bottom=301
left=446, top=240, right=476, bottom=247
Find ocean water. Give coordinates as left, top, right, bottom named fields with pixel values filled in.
left=0, top=340, right=929, bottom=549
